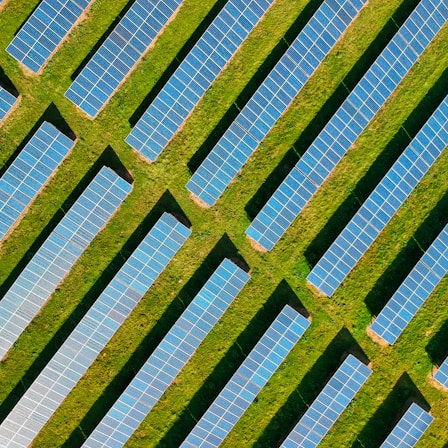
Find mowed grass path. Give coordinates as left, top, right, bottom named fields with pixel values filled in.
left=0, top=0, right=447, bottom=447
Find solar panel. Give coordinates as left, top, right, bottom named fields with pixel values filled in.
left=186, top=0, right=367, bottom=207
left=82, top=258, right=250, bottom=448
left=0, top=85, right=18, bottom=122
left=307, top=94, right=448, bottom=296
left=0, top=166, right=132, bottom=361
left=379, top=403, right=433, bottom=448
left=125, top=0, right=277, bottom=162
left=6, top=0, right=94, bottom=73
left=64, top=0, right=185, bottom=119
left=280, top=354, right=372, bottom=448
left=246, top=0, right=448, bottom=251
left=180, top=304, right=310, bottom=448
left=433, top=356, right=448, bottom=389
left=0, top=121, right=75, bottom=242
left=0, top=213, right=190, bottom=448
left=369, top=222, right=448, bottom=345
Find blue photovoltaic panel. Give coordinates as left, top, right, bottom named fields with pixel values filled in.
left=246, top=0, right=448, bottom=251
left=82, top=258, right=250, bottom=448
left=125, top=0, right=276, bottom=162
left=180, top=305, right=310, bottom=448
left=370, top=222, right=448, bottom=345
left=307, top=95, right=448, bottom=296
left=0, top=85, right=18, bottom=122
left=0, top=121, right=75, bottom=241
left=379, top=403, right=433, bottom=448
left=186, top=0, right=367, bottom=207
left=0, top=166, right=132, bottom=360
left=433, top=356, right=448, bottom=388
left=6, top=0, right=94, bottom=73
left=0, top=212, right=190, bottom=448
left=65, top=0, right=184, bottom=119
left=280, top=354, right=372, bottom=448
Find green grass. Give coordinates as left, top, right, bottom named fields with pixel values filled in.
left=0, top=0, right=447, bottom=447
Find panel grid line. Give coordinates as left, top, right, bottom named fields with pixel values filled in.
left=0, top=85, right=18, bottom=122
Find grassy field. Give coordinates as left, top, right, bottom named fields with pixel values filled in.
left=0, top=0, right=447, bottom=447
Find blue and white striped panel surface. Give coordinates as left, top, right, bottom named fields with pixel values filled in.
left=0, top=166, right=132, bottom=360
left=65, top=0, right=184, bottom=118
left=433, top=356, right=448, bottom=388
left=186, top=0, right=367, bottom=207
left=180, top=304, right=310, bottom=448
left=125, top=0, right=276, bottom=162
left=0, top=212, right=190, bottom=448
left=370, top=222, right=448, bottom=345
left=0, top=85, right=18, bottom=122
left=307, top=94, right=448, bottom=296
left=0, top=121, right=75, bottom=241
left=246, top=0, right=448, bottom=251
left=82, top=258, right=250, bottom=448
left=280, top=354, right=372, bottom=448
left=6, top=0, right=94, bottom=73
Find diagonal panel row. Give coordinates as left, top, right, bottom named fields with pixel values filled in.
left=0, top=84, right=18, bottom=122
left=82, top=258, right=250, bottom=448
left=0, top=212, right=190, bottom=448
left=307, top=94, right=448, bottom=297
left=126, top=0, right=277, bottom=162
left=433, top=356, right=448, bottom=389
left=246, top=0, right=448, bottom=251
left=0, top=166, right=132, bottom=361
left=65, top=0, right=184, bottom=118
left=186, top=0, right=367, bottom=207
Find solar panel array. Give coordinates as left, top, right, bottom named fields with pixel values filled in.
left=0, top=212, right=190, bottom=448
left=0, top=166, right=132, bottom=360
left=246, top=0, right=448, bottom=251
left=0, top=121, right=75, bottom=241
left=0, top=85, right=18, bottom=122
left=82, top=258, right=250, bottom=448
left=379, top=403, right=433, bottom=448
left=186, top=0, right=367, bottom=207
left=280, top=354, right=372, bottom=448
left=65, top=0, right=184, bottom=118
left=433, top=356, right=448, bottom=389
left=180, top=304, right=310, bottom=448
left=307, top=95, right=448, bottom=297
left=6, top=0, right=94, bottom=73
left=369, top=222, right=448, bottom=345
left=125, top=0, right=277, bottom=162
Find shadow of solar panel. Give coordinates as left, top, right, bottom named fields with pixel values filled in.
left=65, top=0, right=185, bottom=119
left=180, top=304, right=310, bottom=448
left=370, top=223, right=448, bottom=345
left=0, top=212, right=190, bottom=448
left=379, top=403, right=433, bottom=448
left=433, top=356, right=448, bottom=388
left=0, top=85, right=18, bottom=122
left=186, top=0, right=367, bottom=207
left=0, top=166, right=132, bottom=361
left=246, top=0, right=448, bottom=251
left=125, top=0, right=277, bottom=162
left=82, top=258, right=250, bottom=448
left=0, top=121, right=75, bottom=242
left=6, top=0, right=94, bottom=73
left=307, top=94, right=448, bottom=296
left=280, top=354, right=371, bottom=448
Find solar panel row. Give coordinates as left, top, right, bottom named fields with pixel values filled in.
left=65, top=0, right=184, bottom=118
left=0, top=121, right=75, bottom=241
left=180, top=304, right=310, bottom=448
left=369, top=222, right=448, bottom=345
left=125, top=0, right=276, bottom=162
left=0, top=166, right=132, bottom=361
left=433, top=356, right=448, bottom=389
left=0, top=84, right=18, bottom=122
left=280, top=354, right=372, bottom=448
left=0, top=212, right=190, bottom=448
left=6, top=0, right=94, bottom=73
left=186, top=0, right=367, bottom=207
left=379, top=403, right=433, bottom=448
left=82, top=258, right=250, bottom=448
left=307, top=94, right=448, bottom=296
left=246, top=0, right=448, bottom=251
